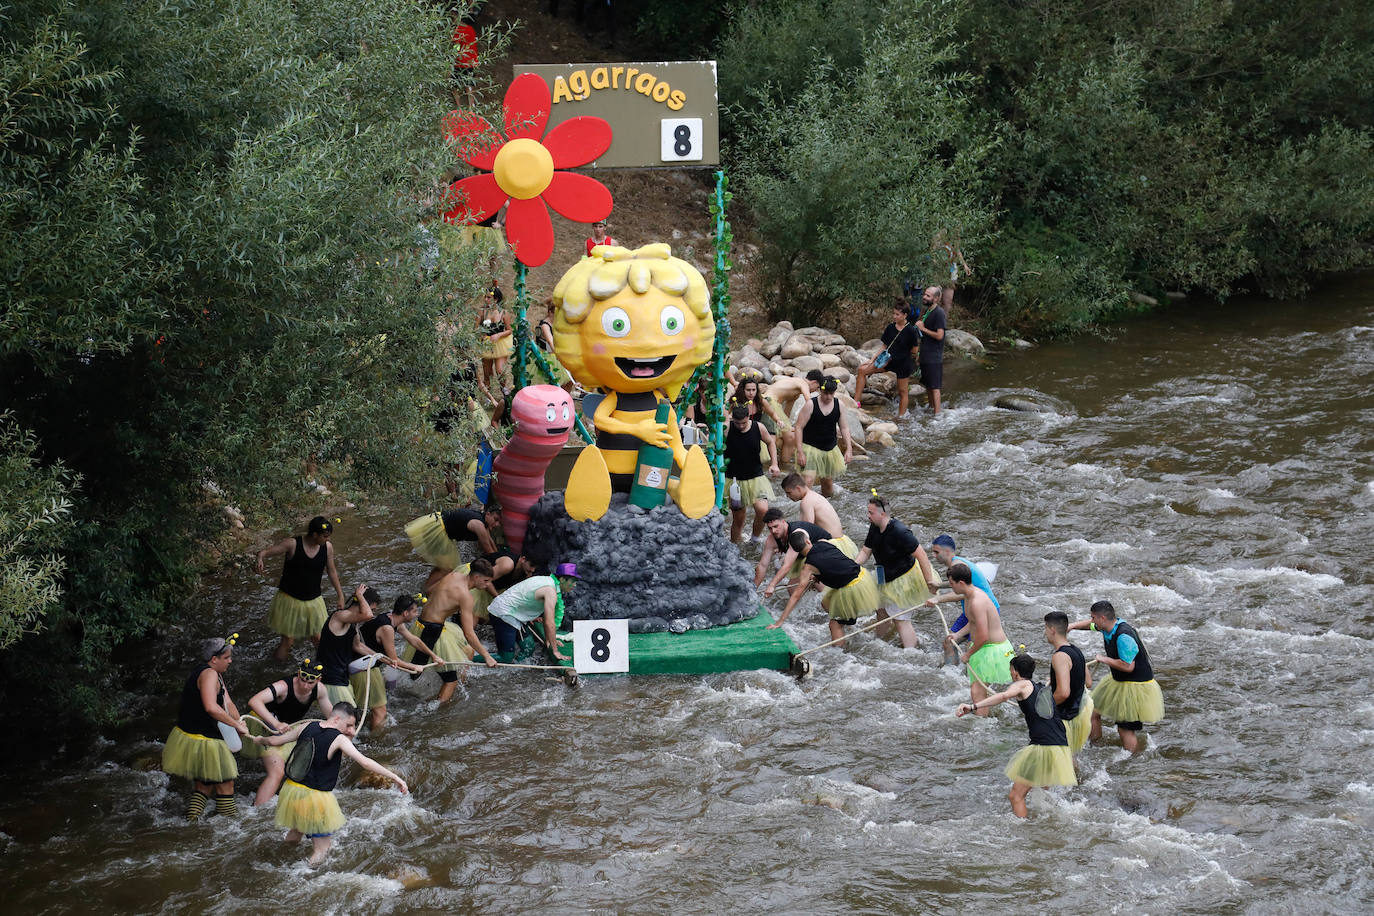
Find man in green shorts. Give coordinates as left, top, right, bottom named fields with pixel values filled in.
left=929, top=563, right=1012, bottom=715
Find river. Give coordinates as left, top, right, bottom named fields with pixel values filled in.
left=2, top=279, right=1372, bottom=914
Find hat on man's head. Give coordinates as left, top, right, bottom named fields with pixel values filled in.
left=554, top=562, right=579, bottom=579
left=308, top=516, right=332, bottom=535
left=932, top=534, right=957, bottom=550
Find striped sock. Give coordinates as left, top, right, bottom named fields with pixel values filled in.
left=214, top=793, right=238, bottom=817
left=186, top=791, right=209, bottom=820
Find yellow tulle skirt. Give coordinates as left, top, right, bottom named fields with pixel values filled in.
left=801, top=444, right=847, bottom=480
left=237, top=717, right=296, bottom=761
left=1005, top=744, right=1077, bottom=787
left=349, top=666, right=386, bottom=709
left=1065, top=694, right=1094, bottom=753
left=471, top=586, right=493, bottom=622
left=402, top=621, right=472, bottom=672
left=822, top=567, right=880, bottom=621
left=267, top=592, right=328, bottom=639
left=276, top=780, right=347, bottom=836
left=731, top=475, right=775, bottom=506
left=830, top=535, right=859, bottom=559
left=324, top=683, right=357, bottom=706
left=405, top=512, right=462, bottom=570
left=481, top=332, right=514, bottom=360
left=162, top=727, right=238, bottom=783
left=1092, top=677, right=1164, bottom=725
left=879, top=565, right=932, bottom=617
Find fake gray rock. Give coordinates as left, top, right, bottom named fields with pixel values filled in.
left=523, top=491, right=759, bottom=634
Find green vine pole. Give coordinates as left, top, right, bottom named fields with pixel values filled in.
left=708, top=169, right=732, bottom=510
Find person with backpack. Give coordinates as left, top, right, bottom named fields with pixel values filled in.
left=253, top=702, right=408, bottom=866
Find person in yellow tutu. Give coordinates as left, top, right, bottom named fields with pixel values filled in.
left=244, top=658, right=333, bottom=806
left=766, top=527, right=881, bottom=647
left=956, top=653, right=1076, bottom=818
left=928, top=563, right=1014, bottom=715
left=253, top=702, right=408, bottom=866
left=317, top=584, right=379, bottom=706
left=162, top=635, right=250, bottom=820
left=780, top=473, right=858, bottom=557
left=792, top=375, right=854, bottom=497
left=256, top=516, right=346, bottom=662
left=1070, top=600, right=1164, bottom=752
left=1044, top=611, right=1093, bottom=756
left=407, top=558, right=495, bottom=702
left=404, top=504, right=502, bottom=587
left=854, top=494, right=939, bottom=649
left=352, top=595, right=434, bottom=731
left=477, top=285, right=513, bottom=389
left=723, top=403, right=780, bottom=544
left=757, top=512, right=848, bottom=598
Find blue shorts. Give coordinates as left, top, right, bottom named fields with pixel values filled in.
left=950, top=612, right=968, bottom=634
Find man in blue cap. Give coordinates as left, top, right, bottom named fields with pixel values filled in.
left=927, top=534, right=999, bottom=665
left=487, top=562, right=578, bottom=663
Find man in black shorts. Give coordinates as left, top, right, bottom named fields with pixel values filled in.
left=854, top=300, right=921, bottom=418
left=914, top=285, right=946, bottom=415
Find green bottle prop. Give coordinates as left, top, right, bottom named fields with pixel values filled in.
left=629, top=401, right=673, bottom=509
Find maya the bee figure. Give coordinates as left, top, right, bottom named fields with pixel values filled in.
left=552, top=243, right=716, bottom=521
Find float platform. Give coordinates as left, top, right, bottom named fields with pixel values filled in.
left=559, top=609, right=800, bottom=676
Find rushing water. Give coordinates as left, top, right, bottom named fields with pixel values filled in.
left=4, top=279, right=1374, bottom=914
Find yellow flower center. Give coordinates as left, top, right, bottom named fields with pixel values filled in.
left=493, top=138, right=554, bottom=200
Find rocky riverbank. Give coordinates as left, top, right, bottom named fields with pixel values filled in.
left=728, top=321, right=988, bottom=451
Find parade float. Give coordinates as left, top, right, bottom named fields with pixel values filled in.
left=444, top=68, right=803, bottom=676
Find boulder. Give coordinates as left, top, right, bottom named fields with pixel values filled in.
left=793, top=326, right=829, bottom=338
left=860, top=338, right=885, bottom=354
left=746, top=337, right=764, bottom=351
left=868, top=421, right=899, bottom=436
left=828, top=367, right=852, bottom=384
left=865, top=373, right=896, bottom=397
left=819, top=333, right=847, bottom=347
left=817, top=352, right=842, bottom=369
left=994, top=394, right=1054, bottom=413
left=866, top=429, right=896, bottom=449
left=841, top=406, right=867, bottom=439
left=768, top=361, right=788, bottom=378
left=1013, top=339, right=1034, bottom=349
left=840, top=349, right=868, bottom=370
left=944, top=328, right=985, bottom=356
left=790, top=354, right=823, bottom=373
left=780, top=335, right=815, bottom=359
left=860, top=392, right=890, bottom=407
left=735, top=346, right=769, bottom=372
left=760, top=323, right=793, bottom=358
left=820, top=344, right=849, bottom=355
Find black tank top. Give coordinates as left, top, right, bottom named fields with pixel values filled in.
left=176, top=665, right=223, bottom=738
left=441, top=508, right=483, bottom=541
left=358, top=614, right=395, bottom=655
left=296, top=722, right=345, bottom=792
left=805, top=540, right=861, bottom=590
left=1049, top=644, right=1086, bottom=720
left=801, top=396, right=840, bottom=451
left=1104, top=620, right=1155, bottom=682
left=318, top=610, right=357, bottom=687
left=265, top=678, right=315, bottom=724
left=724, top=420, right=764, bottom=480
left=775, top=520, right=830, bottom=554
left=1018, top=682, right=1068, bottom=747
left=278, top=536, right=328, bottom=601
left=482, top=548, right=522, bottom=591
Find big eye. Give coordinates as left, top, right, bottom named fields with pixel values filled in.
left=546, top=407, right=557, bottom=422
left=561, top=405, right=571, bottom=421
left=660, top=305, right=685, bottom=336
left=602, top=307, right=631, bottom=338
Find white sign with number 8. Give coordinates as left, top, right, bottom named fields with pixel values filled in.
left=660, top=118, right=703, bottom=162
left=572, top=618, right=630, bottom=673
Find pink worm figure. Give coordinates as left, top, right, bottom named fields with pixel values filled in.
left=492, top=384, right=575, bottom=554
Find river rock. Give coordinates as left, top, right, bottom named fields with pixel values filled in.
left=864, top=373, right=896, bottom=397
left=790, top=354, right=823, bottom=373
left=817, top=353, right=842, bottom=369
left=819, top=333, right=847, bottom=347
left=780, top=335, right=815, bottom=359
left=866, top=429, right=896, bottom=448
left=820, top=344, right=849, bottom=355
left=860, top=392, right=889, bottom=407
left=860, top=338, right=885, bottom=354
left=793, top=326, right=829, bottom=338
left=945, top=328, right=985, bottom=356
left=841, top=406, right=867, bottom=440
left=994, top=394, right=1055, bottom=413
left=828, top=367, right=851, bottom=384
left=1013, top=338, right=1034, bottom=349
left=746, top=337, right=764, bottom=351
left=840, top=350, right=868, bottom=370
left=868, top=421, right=899, bottom=436
left=734, top=346, right=769, bottom=372
left=760, top=323, right=792, bottom=358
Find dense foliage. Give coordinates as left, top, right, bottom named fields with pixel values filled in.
left=719, top=0, right=1374, bottom=331
left=0, top=0, right=500, bottom=727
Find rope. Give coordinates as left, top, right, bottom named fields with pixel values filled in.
left=413, top=658, right=570, bottom=673
left=792, top=602, right=925, bottom=657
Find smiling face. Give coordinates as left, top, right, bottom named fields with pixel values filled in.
left=510, top=384, right=575, bottom=438
left=551, top=243, right=714, bottom=399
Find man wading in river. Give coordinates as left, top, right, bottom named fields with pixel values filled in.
left=257, top=516, right=347, bottom=662
left=928, top=564, right=1012, bottom=713
left=414, top=558, right=495, bottom=700
left=1069, top=600, right=1164, bottom=752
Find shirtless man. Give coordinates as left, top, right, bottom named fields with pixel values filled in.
left=927, top=564, right=1013, bottom=715
left=779, top=473, right=856, bottom=555
left=416, top=558, right=495, bottom=702
left=757, top=509, right=846, bottom=598
left=762, top=374, right=812, bottom=468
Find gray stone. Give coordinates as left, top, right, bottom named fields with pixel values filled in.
left=865, top=373, right=896, bottom=397
left=794, top=326, right=829, bottom=338
left=820, top=344, right=849, bottom=355
left=944, top=328, right=986, bottom=356
left=780, top=336, right=815, bottom=359
left=860, top=338, right=885, bottom=353
left=819, top=333, right=847, bottom=347
left=817, top=352, right=842, bottom=369
left=868, top=421, right=898, bottom=436
left=866, top=429, right=896, bottom=448
left=860, top=392, right=890, bottom=407
left=840, top=349, right=868, bottom=370
left=790, top=354, right=823, bottom=373
left=994, top=394, right=1054, bottom=413
left=1013, top=339, right=1034, bottom=349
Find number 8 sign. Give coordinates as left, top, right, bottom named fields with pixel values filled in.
left=573, top=619, right=630, bottom=673
left=660, top=118, right=703, bottom=162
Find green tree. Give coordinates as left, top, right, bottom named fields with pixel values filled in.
left=728, top=0, right=992, bottom=324
left=0, top=0, right=506, bottom=728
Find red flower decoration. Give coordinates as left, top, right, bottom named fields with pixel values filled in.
left=444, top=73, right=614, bottom=267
